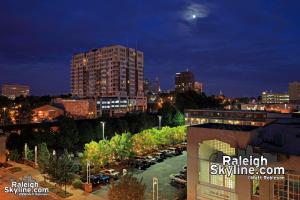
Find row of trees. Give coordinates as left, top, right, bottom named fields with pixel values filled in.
left=158, top=91, right=222, bottom=127
left=5, top=113, right=158, bottom=154
left=82, top=126, right=186, bottom=170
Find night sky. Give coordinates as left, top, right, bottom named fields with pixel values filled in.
left=0, top=0, right=300, bottom=97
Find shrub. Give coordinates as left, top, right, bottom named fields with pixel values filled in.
left=72, top=179, right=83, bottom=189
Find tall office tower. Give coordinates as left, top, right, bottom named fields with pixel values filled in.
left=289, top=81, right=300, bottom=104
left=71, top=45, right=146, bottom=116
left=1, top=84, right=30, bottom=99
left=175, top=70, right=195, bottom=92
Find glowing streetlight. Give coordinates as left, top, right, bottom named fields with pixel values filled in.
left=2, top=107, right=7, bottom=126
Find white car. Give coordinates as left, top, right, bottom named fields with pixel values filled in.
left=102, top=169, right=120, bottom=179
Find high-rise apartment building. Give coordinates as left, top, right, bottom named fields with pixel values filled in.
left=1, top=84, right=30, bottom=99
left=71, top=45, right=146, bottom=116
left=289, top=81, right=300, bottom=104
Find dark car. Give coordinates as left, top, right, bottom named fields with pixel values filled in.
left=134, top=159, right=150, bottom=170
left=153, top=153, right=164, bottom=162
left=89, top=173, right=110, bottom=185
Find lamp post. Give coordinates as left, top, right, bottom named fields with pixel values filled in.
left=34, top=145, right=37, bottom=166
left=86, top=160, right=91, bottom=184
left=157, top=115, right=162, bottom=130
left=100, top=121, right=105, bottom=140
left=153, top=177, right=158, bottom=200
left=2, top=107, right=6, bottom=126
left=24, top=143, right=28, bottom=160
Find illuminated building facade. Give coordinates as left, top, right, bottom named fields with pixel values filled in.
left=194, top=82, right=203, bottom=93
left=289, top=81, right=300, bottom=104
left=241, top=103, right=296, bottom=114
left=1, top=84, right=30, bottom=100
left=54, top=98, right=96, bottom=118
left=32, top=105, right=64, bottom=122
left=71, top=44, right=146, bottom=114
left=187, top=117, right=300, bottom=200
left=175, top=70, right=195, bottom=92
left=185, top=109, right=271, bottom=127
left=261, top=91, right=289, bottom=104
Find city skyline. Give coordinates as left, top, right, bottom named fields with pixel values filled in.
left=1, top=0, right=300, bottom=97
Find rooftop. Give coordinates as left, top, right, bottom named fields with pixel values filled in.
left=191, top=123, right=259, bottom=131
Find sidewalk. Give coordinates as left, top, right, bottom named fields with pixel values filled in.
left=3, top=161, right=106, bottom=200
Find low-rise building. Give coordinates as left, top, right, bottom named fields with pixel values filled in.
left=1, top=84, right=30, bottom=99
left=32, top=105, right=64, bottom=122
left=54, top=98, right=96, bottom=119
left=187, top=116, right=300, bottom=200
left=241, top=103, right=297, bottom=114
left=96, top=96, right=146, bottom=117
left=185, top=109, right=272, bottom=127
left=261, top=91, right=289, bottom=104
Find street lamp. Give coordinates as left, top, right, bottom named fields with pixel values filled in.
left=86, top=160, right=91, bottom=184
left=157, top=115, right=162, bottom=130
left=2, top=107, right=6, bottom=126
left=153, top=177, right=158, bottom=200
left=100, top=121, right=105, bottom=140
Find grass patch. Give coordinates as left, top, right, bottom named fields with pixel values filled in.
left=8, top=167, right=22, bottom=173
left=39, top=181, right=72, bottom=198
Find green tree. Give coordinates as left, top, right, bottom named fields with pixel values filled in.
left=26, top=147, right=34, bottom=161
left=9, top=149, right=20, bottom=161
left=172, top=111, right=185, bottom=126
left=108, top=174, right=146, bottom=200
left=110, top=133, right=133, bottom=161
left=57, top=116, right=79, bottom=151
left=78, top=122, right=94, bottom=144
left=38, top=143, right=50, bottom=181
left=46, top=150, right=76, bottom=195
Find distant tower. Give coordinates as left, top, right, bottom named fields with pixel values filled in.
left=154, top=76, right=161, bottom=94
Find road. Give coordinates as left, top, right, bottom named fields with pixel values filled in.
left=93, top=151, right=187, bottom=200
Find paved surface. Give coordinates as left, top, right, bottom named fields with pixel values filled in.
left=93, top=151, right=187, bottom=200
left=0, top=161, right=104, bottom=200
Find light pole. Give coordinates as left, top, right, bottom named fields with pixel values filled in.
left=34, top=145, right=37, bottom=166
left=2, top=107, right=6, bottom=126
left=153, top=177, right=158, bottom=200
left=86, top=160, right=91, bottom=184
left=24, top=143, right=28, bottom=160
left=157, top=115, right=162, bottom=130
left=100, top=121, right=105, bottom=140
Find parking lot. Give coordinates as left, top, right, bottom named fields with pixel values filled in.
left=92, top=151, right=187, bottom=200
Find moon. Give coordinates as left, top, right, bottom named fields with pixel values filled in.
left=183, top=3, right=209, bottom=21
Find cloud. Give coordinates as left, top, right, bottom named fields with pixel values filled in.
left=183, top=3, right=209, bottom=21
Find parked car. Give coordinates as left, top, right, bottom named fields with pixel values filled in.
left=162, top=149, right=173, bottom=157
left=134, top=159, right=150, bottom=170
left=102, top=169, right=120, bottom=179
left=168, top=147, right=182, bottom=156
left=153, top=153, right=164, bottom=162
left=144, top=156, right=157, bottom=164
left=95, top=173, right=110, bottom=184
left=169, top=173, right=187, bottom=187
left=88, top=173, right=110, bottom=185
